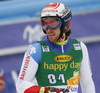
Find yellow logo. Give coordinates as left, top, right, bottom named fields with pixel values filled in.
left=54, top=55, right=72, bottom=62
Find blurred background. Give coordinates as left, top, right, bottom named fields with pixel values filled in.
left=0, top=0, right=100, bottom=93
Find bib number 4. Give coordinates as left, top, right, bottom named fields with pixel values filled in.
left=48, top=74, right=65, bottom=84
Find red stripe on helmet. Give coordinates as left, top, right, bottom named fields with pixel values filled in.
left=45, top=2, right=60, bottom=9
left=68, top=20, right=72, bottom=31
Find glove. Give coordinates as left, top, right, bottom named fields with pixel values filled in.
left=40, top=87, right=62, bottom=93
left=47, top=88, right=69, bottom=93
left=39, top=87, right=50, bottom=93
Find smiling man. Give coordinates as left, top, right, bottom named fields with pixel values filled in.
left=16, top=2, right=96, bottom=93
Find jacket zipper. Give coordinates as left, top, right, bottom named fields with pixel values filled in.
left=61, top=45, right=64, bottom=53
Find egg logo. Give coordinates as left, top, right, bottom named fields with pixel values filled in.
left=54, top=55, right=72, bottom=62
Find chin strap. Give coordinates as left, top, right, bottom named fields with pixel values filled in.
left=57, top=32, right=63, bottom=42
left=59, top=36, right=65, bottom=42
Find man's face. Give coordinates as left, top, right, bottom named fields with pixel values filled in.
left=46, top=28, right=61, bottom=43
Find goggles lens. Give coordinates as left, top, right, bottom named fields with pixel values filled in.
left=41, top=17, right=62, bottom=30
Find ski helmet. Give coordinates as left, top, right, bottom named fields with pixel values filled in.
left=41, top=2, right=72, bottom=40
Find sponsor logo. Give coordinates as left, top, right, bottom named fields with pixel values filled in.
left=71, top=87, right=78, bottom=92
left=54, top=55, right=72, bottom=62
left=42, top=46, right=50, bottom=52
left=66, top=86, right=72, bottom=91
left=45, top=2, right=60, bottom=9
left=42, top=9, right=58, bottom=13
left=44, top=61, right=80, bottom=71
left=60, top=8, right=69, bottom=18
left=73, top=44, right=81, bottom=50
left=30, top=47, right=36, bottom=54
left=42, top=2, right=60, bottom=13
left=20, top=55, right=30, bottom=79
left=64, top=17, right=72, bottom=22
left=67, top=86, right=78, bottom=92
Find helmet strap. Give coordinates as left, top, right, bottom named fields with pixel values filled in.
left=57, top=30, right=64, bottom=42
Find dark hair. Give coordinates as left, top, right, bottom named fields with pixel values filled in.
left=65, top=29, right=72, bottom=36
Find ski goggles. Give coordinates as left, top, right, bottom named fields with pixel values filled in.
left=41, top=17, right=62, bottom=30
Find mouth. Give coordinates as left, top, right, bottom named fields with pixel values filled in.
left=48, top=34, right=55, bottom=37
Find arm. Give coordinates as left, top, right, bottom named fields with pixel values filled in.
left=16, top=43, right=47, bottom=93
left=80, top=42, right=96, bottom=93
